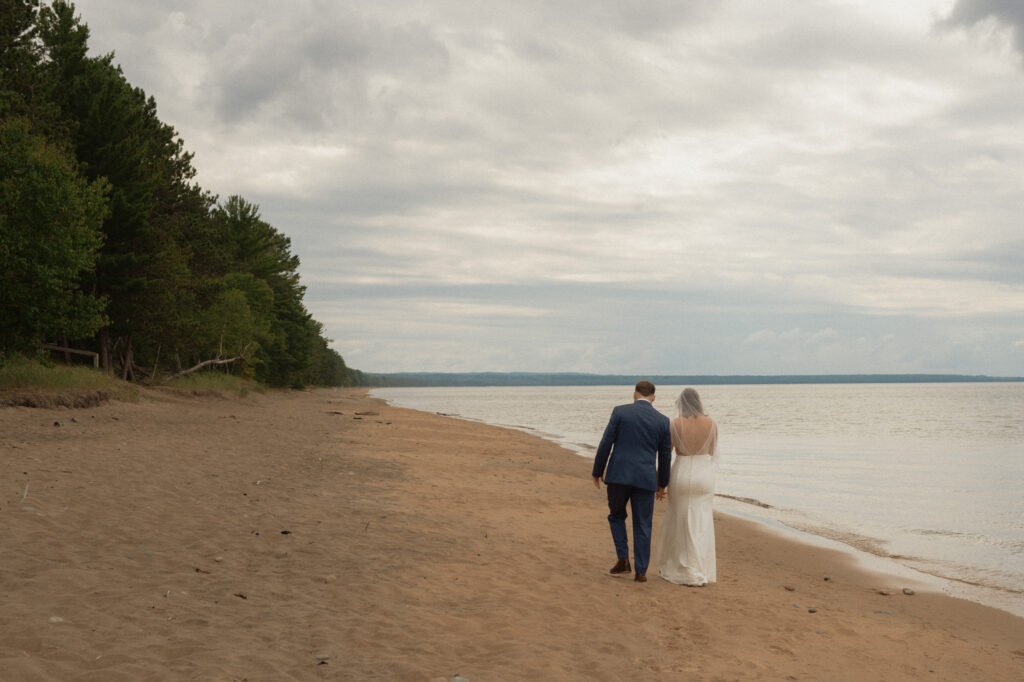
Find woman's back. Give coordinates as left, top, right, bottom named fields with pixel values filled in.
left=672, top=415, right=717, bottom=456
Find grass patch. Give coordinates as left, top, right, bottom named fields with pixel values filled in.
left=0, top=354, right=135, bottom=407
left=163, top=371, right=265, bottom=397
left=0, top=355, right=266, bottom=407
left=0, top=354, right=120, bottom=390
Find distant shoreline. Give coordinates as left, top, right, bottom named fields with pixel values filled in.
left=367, top=371, right=1024, bottom=387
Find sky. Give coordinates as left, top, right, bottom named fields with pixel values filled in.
left=69, top=0, right=1024, bottom=376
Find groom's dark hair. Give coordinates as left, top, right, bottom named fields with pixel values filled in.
left=635, top=381, right=656, bottom=397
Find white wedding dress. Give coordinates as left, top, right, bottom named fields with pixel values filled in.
left=653, top=418, right=718, bottom=586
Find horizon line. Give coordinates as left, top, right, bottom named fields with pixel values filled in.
left=363, top=371, right=1024, bottom=386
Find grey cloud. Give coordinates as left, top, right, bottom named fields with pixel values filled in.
left=193, top=3, right=450, bottom=130
left=69, top=0, right=1024, bottom=374
left=944, top=0, right=1024, bottom=54
left=861, top=248, right=1023, bottom=285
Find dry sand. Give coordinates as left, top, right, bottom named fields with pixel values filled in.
left=1, top=387, right=1022, bottom=681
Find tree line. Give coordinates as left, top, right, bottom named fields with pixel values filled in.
left=1, top=0, right=366, bottom=387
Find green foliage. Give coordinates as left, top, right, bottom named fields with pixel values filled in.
left=0, top=116, right=108, bottom=353
left=201, top=289, right=257, bottom=358
left=208, top=196, right=321, bottom=387
left=0, top=1, right=54, bottom=128
left=0, top=0, right=40, bottom=57
left=0, top=1, right=359, bottom=388
left=307, top=333, right=364, bottom=386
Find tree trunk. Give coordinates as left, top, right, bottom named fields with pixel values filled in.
left=99, top=329, right=111, bottom=372
left=121, top=334, right=133, bottom=381
left=152, top=344, right=161, bottom=382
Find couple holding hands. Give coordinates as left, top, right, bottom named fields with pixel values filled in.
left=591, top=381, right=719, bottom=585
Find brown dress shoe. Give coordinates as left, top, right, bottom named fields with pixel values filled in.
left=634, top=573, right=647, bottom=582
left=609, top=557, right=632, bottom=575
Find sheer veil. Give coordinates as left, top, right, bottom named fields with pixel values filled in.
left=674, top=388, right=720, bottom=465
left=675, top=388, right=705, bottom=417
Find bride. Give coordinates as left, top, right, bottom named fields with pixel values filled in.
left=652, top=387, right=719, bottom=586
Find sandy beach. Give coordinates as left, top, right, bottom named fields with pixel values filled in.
left=1, top=387, right=1022, bottom=680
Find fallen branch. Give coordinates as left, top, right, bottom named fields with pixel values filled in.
left=159, top=341, right=256, bottom=384
left=160, top=354, right=244, bottom=384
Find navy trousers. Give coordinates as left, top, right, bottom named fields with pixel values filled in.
left=605, top=482, right=655, bottom=575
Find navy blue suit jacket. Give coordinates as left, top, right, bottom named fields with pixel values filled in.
left=591, top=399, right=672, bottom=491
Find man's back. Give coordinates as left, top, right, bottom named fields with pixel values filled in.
left=593, top=400, right=671, bottom=491
left=591, top=382, right=673, bottom=581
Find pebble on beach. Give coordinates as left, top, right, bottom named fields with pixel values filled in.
left=903, top=588, right=915, bottom=595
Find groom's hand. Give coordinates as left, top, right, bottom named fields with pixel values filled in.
left=656, top=487, right=667, bottom=501
left=592, top=476, right=603, bottom=489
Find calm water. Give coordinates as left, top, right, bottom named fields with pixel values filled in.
left=372, top=383, right=1024, bottom=616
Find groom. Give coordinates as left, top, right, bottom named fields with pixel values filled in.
left=592, top=381, right=672, bottom=582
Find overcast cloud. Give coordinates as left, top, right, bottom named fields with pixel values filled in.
left=71, top=0, right=1024, bottom=375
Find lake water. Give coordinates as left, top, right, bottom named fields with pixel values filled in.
left=371, top=383, right=1024, bottom=616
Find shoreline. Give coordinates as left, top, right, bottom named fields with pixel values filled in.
left=2, top=387, right=1022, bottom=680
left=715, top=503, right=1024, bottom=619
left=372, top=391, right=1024, bottom=619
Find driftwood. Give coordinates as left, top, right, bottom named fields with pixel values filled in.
left=160, top=343, right=255, bottom=384
left=160, top=355, right=245, bottom=383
